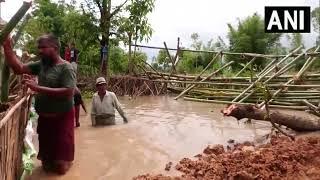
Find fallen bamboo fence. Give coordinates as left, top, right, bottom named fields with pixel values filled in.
left=134, top=40, right=320, bottom=111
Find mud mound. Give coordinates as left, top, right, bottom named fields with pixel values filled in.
left=133, top=136, right=320, bottom=180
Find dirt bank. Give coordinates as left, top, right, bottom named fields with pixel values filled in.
left=134, top=135, right=320, bottom=180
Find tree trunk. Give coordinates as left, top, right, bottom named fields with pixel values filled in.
left=221, top=104, right=320, bottom=131
left=100, top=0, right=112, bottom=79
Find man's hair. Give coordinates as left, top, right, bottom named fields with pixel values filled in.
left=37, top=34, right=61, bottom=50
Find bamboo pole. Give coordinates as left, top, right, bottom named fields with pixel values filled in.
left=163, top=42, right=176, bottom=73
left=264, top=51, right=305, bottom=84
left=131, top=44, right=320, bottom=58
left=302, top=100, right=320, bottom=111
left=174, top=61, right=234, bottom=100
left=145, top=70, right=320, bottom=81
left=258, top=47, right=320, bottom=107
left=257, top=58, right=278, bottom=77
left=231, top=46, right=303, bottom=102
left=173, top=37, right=180, bottom=67
left=240, top=51, right=304, bottom=103
left=183, top=97, right=308, bottom=110
left=12, top=14, right=31, bottom=46
left=0, top=1, right=31, bottom=44
left=0, top=2, right=31, bottom=102
left=296, top=46, right=320, bottom=79
left=235, top=57, right=256, bottom=77
left=152, top=79, right=320, bottom=88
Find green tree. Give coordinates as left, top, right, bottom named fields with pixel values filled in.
left=286, top=33, right=305, bottom=70
left=23, top=0, right=66, bottom=53
left=117, top=0, right=154, bottom=74
left=83, top=0, right=155, bottom=77
left=312, top=7, right=320, bottom=45
left=156, top=49, right=172, bottom=72
left=227, top=13, right=282, bottom=69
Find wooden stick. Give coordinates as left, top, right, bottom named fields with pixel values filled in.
left=264, top=102, right=295, bottom=140
left=144, top=81, right=154, bottom=96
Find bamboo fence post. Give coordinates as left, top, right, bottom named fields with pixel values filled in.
left=174, top=61, right=234, bottom=100
left=0, top=2, right=32, bottom=102
left=0, top=2, right=31, bottom=44
left=166, top=38, right=183, bottom=83
left=173, top=37, right=180, bottom=66
left=235, top=57, right=256, bottom=77
left=12, top=14, right=31, bottom=46
left=231, top=46, right=303, bottom=102
left=163, top=42, right=176, bottom=73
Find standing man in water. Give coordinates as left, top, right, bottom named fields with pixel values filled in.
left=91, top=77, right=128, bottom=126
left=3, top=34, right=76, bottom=175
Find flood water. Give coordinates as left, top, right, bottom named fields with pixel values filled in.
left=26, top=95, right=274, bottom=180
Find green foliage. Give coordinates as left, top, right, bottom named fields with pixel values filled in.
left=227, top=13, right=282, bottom=69
left=312, top=7, right=320, bottom=45
left=19, top=0, right=151, bottom=76
left=177, top=51, right=199, bottom=73
left=156, top=49, right=174, bottom=71
left=286, top=33, right=305, bottom=70
left=177, top=34, right=227, bottom=73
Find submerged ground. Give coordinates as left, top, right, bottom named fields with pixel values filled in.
left=25, top=96, right=317, bottom=180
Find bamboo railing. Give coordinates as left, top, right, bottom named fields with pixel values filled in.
left=0, top=94, right=32, bottom=180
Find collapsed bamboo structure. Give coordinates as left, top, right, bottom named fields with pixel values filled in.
left=132, top=40, right=320, bottom=112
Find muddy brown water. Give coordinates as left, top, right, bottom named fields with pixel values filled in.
left=26, top=95, right=279, bottom=180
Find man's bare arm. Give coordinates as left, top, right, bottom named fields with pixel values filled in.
left=3, top=37, right=32, bottom=74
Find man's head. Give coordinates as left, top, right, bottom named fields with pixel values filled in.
left=37, top=34, right=60, bottom=66
left=96, top=77, right=107, bottom=93
left=71, top=42, right=75, bottom=48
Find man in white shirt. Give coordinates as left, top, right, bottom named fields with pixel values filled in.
left=91, top=77, right=128, bottom=126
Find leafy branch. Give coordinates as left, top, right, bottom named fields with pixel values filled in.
left=255, top=83, right=295, bottom=140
